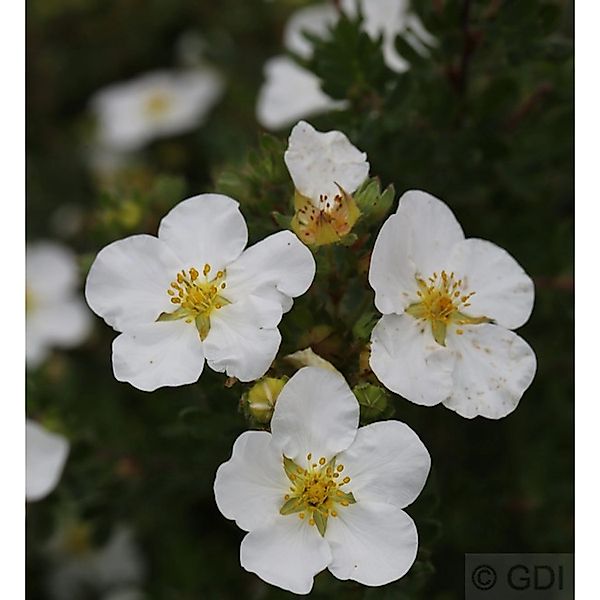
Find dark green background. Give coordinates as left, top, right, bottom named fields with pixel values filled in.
left=26, top=1, right=573, bottom=598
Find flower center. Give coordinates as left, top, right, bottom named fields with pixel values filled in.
left=291, top=185, right=360, bottom=247
left=144, top=91, right=171, bottom=119
left=156, top=264, right=230, bottom=340
left=405, top=270, right=491, bottom=346
left=279, top=453, right=356, bottom=536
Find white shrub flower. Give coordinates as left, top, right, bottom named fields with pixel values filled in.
left=27, top=242, right=92, bottom=368
left=46, top=525, right=145, bottom=600
left=368, top=190, right=537, bottom=419
left=85, top=194, right=316, bottom=391
left=26, top=419, right=69, bottom=502
left=284, top=120, right=369, bottom=245
left=90, top=69, right=223, bottom=153
left=214, top=366, right=431, bottom=594
left=256, top=0, right=434, bottom=130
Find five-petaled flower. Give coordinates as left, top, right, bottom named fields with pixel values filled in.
left=90, top=69, right=223, bottom=153
left=85, top=194, right=316, bottom=391
left=285, top=121, right=369, bottom=246
left=214, top=366, right=431, bottom=594
left=27, top=242, right=92, bottom=368
left=26, top=419, right=70, bottom=502
left=368, top=190, right=537, bottom=419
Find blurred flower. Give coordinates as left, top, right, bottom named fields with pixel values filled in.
left=284, top=120, right=369, bottom=246
left=256, top=0, right=433, bottom=129
left=85, top=194, right=316, bottom=391
left=256, top=56, right=346, bottom=131
left=214, top=366, right=430, bottom=594
left=340, top=0, right=435, bottom=73
left=26, top=419, right=69, bottom=502
left=283, top=347, right=337, bottom=372
left=368, top=190, right=537, bottom=419
left=46, top=525, right=145, bottom=600
left=27, top=241, right=92, bottom=368
left=244, top=376, right=287, bottom=424
left=90, top=69, right=224, bottom=153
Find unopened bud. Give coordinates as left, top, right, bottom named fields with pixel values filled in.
left=353, top=383, right=390, bottom=422
left=245, top=377, right=287, bottom=424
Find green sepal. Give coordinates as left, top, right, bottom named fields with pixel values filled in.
left=283, top=456, right=303, bottom=482
left=335, top=490, right=357, bottom=505
left=453, top=312, right=494, bottom=326
left=313, top=510, right=328, bottom=537
left=279, top=496, right=306, bottom=516
left=405, top=302, right=428, bottom=319
left=431, top=320, right=447, bottom=346
left=156, top=307, right=188, bottom=322
left=195, top=314, right=211, bottom=341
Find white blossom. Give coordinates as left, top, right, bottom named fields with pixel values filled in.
left=214, top=367, right=431, bottom=594
left=90, top=69, right=223, bottom=152
left=46, top=525, right=145, bottom=600
left=85, top=194, right=316, bottom=391
left=27, top=241, right=91, bottom=368
left=256, top=0, right=433, bottom=130
left=284, top=121, right=369, bottom=245
left=368, top=190, right=537, bottom=419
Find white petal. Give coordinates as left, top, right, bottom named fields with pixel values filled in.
left=270, top=367, right=359, bottom=462
left=447, top=238, right=535, bottom=329
left=203, top=296, right=282, bottom=382
left=225, top=230, right=315, bottom=306
left=26, top=420, right=69, bottom=502
left=284, top=121, right=369, bottom=202
left=85, top=234, right=181, bottom=331
left=284, top=3, right=339, bottom=59
left=112, top=321, right=205, bottom=391
left=256, top=56, right=345, bottom=131
left=444, top=324, right=537, bottom=419
left=370, top=314, right=454, bottom=406
left=27, top=299, right=92, bottom=349
left=395, top=190, right=465, bottom=277
left=157, top=194, right=248, bottom=271
left=25, top=330, right=49, bottom=369
left=338, top=421, right=430, bottom=509
left=240, top=517, right=331, bottom=595
left=27, top=241, right=79, bottom=302
left=214, top=431, right=289, bottom=532
left=326, top=501, right=418, bottom=586
left=368, top=211, right=419, bottom=314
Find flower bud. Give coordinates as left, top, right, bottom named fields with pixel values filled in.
left=353, top=383, right=391, bottom=422
left=244, top=377, right=287, bottom=424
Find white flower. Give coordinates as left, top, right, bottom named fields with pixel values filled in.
left=26, top=419, right=69, bottom=502
left=368, top=190, right=537, bottom=419
left=340, top=0, right=434, bottom=73
left=214, top=366, right=431, bottom=594
left=85, top=194, right=316, bottom=391
left=256, top=0, right=433, bottom=130
left=256, top=56, right=346, bottom=131
left=90, top=69, right=223, bottom=152
left=46, top=525, right=144, bottom=600
left=27, top=242, right=92, bottom=368
left=284, top=120, right=369, bottom=245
